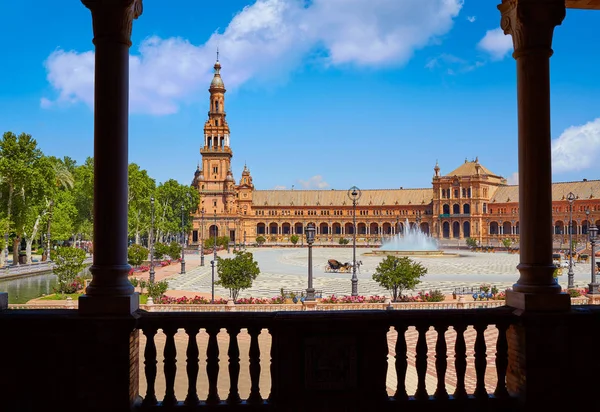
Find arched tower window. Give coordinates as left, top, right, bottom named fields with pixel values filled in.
left=215, top=119, right=219, bottom=127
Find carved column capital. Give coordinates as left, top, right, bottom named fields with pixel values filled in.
left=82, top=0, right=143, bottom=46
left=498, top=0, right=565, bottom=58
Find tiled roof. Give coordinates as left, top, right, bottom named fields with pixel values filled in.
left=490, top=180, right=600, bottom=203
left=252, top=188, right=434, bottom=207
left=445, top=160, right=496, bottom=177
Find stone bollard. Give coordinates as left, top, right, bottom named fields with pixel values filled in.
left=0, top=292, right=7, bottom=311
left=303, top=300, right=318, bottom=311
left=384, top=297, right=393, bottom=311
left=457, top=295, right=465, bottom=309
left=225, top=299, right=236, bottom=312
left=66, top=296, right=74, bottom=309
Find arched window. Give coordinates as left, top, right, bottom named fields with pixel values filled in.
left=215, top=101, right=219, bottom=111
left=453, top=204, right=460, bottom=214
left=443, top=204, right=450, bottom=214
left=215, top=119, right=219, bottom=127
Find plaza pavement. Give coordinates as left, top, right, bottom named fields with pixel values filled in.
left=166, top=247, right=594, bottom=299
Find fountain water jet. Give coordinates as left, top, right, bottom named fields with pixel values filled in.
left=366, top=218, right=453, bottom=257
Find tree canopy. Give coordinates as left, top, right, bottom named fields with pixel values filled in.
left=372, top=256, right=427, bottom=301
left=215, top=251, right=260, bottom=300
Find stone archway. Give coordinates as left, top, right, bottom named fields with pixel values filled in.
left=319, top=222, right=329, bottom=235
left=256, top=223, right=266, bottom=235
left=420, top=222, right=429, bottom=235
left=294, top=223, right=303, bottom=234
left=209, top=224, right=219, bottom=238
left=345, top=222, right=354, bottom=234
left=443, top=221, right=450, bottom=238
left=332, top=222, right=342, bottom=235
left=281, top=222, right=291, bottom=235
left=452, top=221, right=460, bottom=238
left=503, top=221, right=512, bottom=235
left=269, top=222, right=278, bottom=235
left=463, top=221, right=471, bottom=238
left=490, top=222, right=499, bottom=235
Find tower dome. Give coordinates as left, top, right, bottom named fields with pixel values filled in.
left=209, top=59, right=225, bottom=91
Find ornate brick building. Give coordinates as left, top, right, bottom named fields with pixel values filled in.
left=191, top=59, right=600, bottom=248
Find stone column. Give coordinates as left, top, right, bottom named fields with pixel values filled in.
left=500, top=0, right=569, bottom=310
left=79, top=0, right=143, bottom=315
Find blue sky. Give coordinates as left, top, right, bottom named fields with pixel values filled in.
left=1, top=0, right=599, bottom=190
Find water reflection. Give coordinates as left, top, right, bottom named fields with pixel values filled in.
left=0, top=273, right=57, bottom=304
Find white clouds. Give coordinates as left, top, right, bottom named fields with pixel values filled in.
left=425, top=53, right=484, bottom=74
left=297, top=175, right=330, bottom=189
left=273, top=185, right=287, bottom=190
left=552, top=118, right=600, bottom=173
left=477, top=28, right=513, bottom=60
left=42, top=0, right=463, bottom=115
left=467, top=16, right=476, bottom=23
left=506, top=172, right=518, bottom=185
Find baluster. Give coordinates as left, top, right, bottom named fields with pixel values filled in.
left=141, top=327, right=158, bottom=407
left=453, top=324, right=468, bottom=399
left=247, top=327, right=263, bottom=404
left=184, top=327, right=200, bottom=406
left=494, top=322, right=509, bottom=399
left=227, top=326, right=242, bottom=404
left=394, top=325, right=408, bottom=401
left=268, top=327, right=277, bottom=403
left=206, top=327, right=221, bottom=404
left=474, top=323, right=488, bottom=399
left=162, top=326, right=178, bottom=406
left=434, top=324, right=448, bottom=400
left=414, top=324, right=429, bottom=400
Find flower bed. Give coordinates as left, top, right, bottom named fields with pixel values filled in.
left=236, top=297, right=284, bottom=304
left=158, top=296, right=229, bottom=304
left=320, top=295, right=386, bottom=304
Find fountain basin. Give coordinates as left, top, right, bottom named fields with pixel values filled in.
left=364, top=249, right=458, bottom=257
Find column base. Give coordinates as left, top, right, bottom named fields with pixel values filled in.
left=0, top=292, right=7, bottom=310
left=506, top=290, right=570, bottom=312
left=588, top=283, right=600, bottom=295
left=79, top=293, right=140, bottom=315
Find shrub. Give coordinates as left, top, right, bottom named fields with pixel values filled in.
left=147, top=280, right=169, bottom=300
left=128, top=244, right=149, bottom=267
left=153, top=242, right=168, bottom=260
left=566, top=288, right=582, bottom=298
left=338, top=238, right=350, bottom=245
left=51, top=247, right=88, bottom=294
left=168, top=241, right=182, bottom=260
left=256, top=236, right=266, bottom=246
left=465, top=237, right=477, bottom=248
left=290, top=234, right=299, bottom=245
left=418, top=289, right=445, bottom=302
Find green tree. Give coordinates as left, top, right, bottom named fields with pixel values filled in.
left=290, top=234, right=299, bottom=245
left=72, top=157, right=94, bottom=240
left=0, top=132, right=46, bottom=264
left=45, top=156, right=75, bottom=247
left=466, top=237, right=477, bottom=248
left=216, top=250, right=260, bottom=300
left=51, top=246, right=88, bottom=294
left=153, top=242, right=168, bottom=260
left=128, top=244, right=149, bottom=267
left=501, top=238, right=513, bottom=250
left=372, top=256, right=427, bottom=301
left=128, top=163, right=156, bottom=245
left=154, top=179, right=199, bottom=243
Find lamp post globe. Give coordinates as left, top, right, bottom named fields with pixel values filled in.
left=305, top=223, right=316, bottom=301
left=347, top=186, right=362, bottom=296
left=567, top=191, right=576, bottom=289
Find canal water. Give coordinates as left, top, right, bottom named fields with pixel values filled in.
left=0, top=273, right=57, bottom=304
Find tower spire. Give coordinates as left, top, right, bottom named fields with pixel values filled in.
left=216, top=47, right=219, bottom=62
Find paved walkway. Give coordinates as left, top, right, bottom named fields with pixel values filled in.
left=167, top=247, right=594, bottom=298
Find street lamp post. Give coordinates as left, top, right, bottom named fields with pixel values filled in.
left=243, top=231, right=247, bottom=249
left=149, top=197, right=155, bottom=283
left=347, top=186, right=362, bottom=296
left=587, top=220, right=598, bottom=294
left=567, top=192, right=576, bottom=289
left=305, top=223, right=316, bottom=301
left=200, top=209, right=205, bottom=266
left=211, top=212, right=217, bottom=303
left=180, top=204, right=186, bottom=274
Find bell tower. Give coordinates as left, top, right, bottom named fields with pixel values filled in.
left=198, top=53, right=235, bottom=215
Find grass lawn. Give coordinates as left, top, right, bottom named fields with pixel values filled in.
left=40, top=293, right=82, bottom=300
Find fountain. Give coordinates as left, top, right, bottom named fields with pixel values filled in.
left=366, top=218, right=453, bottom=257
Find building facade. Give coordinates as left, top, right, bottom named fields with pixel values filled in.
left=190, top=60, right=600, bottom=248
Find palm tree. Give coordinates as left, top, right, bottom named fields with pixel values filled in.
left=45, top=158, right=74, bottom=259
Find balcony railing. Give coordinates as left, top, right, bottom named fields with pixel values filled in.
left=136, top=307, right=517, bottom=410
left=439, top=214, right=471, bottom=218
